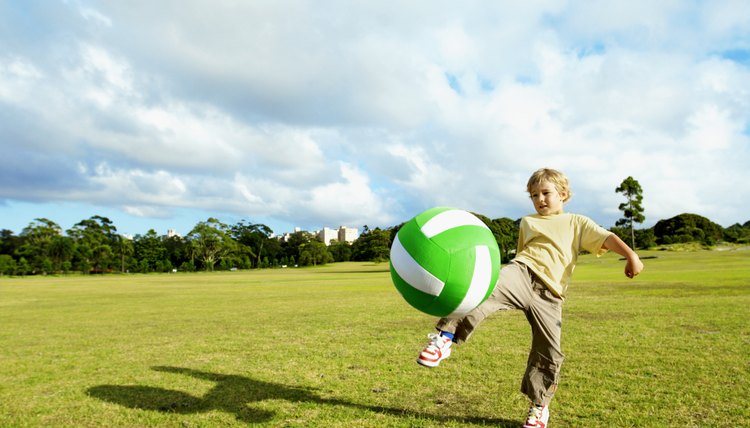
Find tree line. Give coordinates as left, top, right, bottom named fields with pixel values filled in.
left=0, top=216, right=386, bottom=276
left=1, top=177, right=748, bottom=276
left=1, top=211, right=747, bottom=277
left=609, top=176, right=749, bottom=249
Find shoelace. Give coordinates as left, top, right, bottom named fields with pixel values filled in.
left=425, top=333, right=445, bottom=351
left=526, top=405, right=544, bottom=422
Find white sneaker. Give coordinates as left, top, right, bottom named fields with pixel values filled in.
left=416, top=333, right=452, bottom=367
left=523, top=404, right=549, bottom=428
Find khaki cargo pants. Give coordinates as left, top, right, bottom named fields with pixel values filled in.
left=435, top=261, right=564, bottom=407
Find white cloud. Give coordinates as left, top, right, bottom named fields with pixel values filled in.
left=79, top=6, right=112, bottom=28
left=0, top=57, right=44, bottom=102
left=307, top=162, right=395, bottom=226
left=1, top=0, right=750, bottom=234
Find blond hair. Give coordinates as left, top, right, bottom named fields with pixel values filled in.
left=526, top=168, right=572, bottom=202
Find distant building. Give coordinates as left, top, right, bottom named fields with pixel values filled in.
left=317, top=227, right=338, bottom=246
left=279, top=225, right=359, bottom=246
left=337, top=226, right=359, bottom=243
left=316, top=226, right=359, bottom=246
left=166, top=229, right=181, bottom=238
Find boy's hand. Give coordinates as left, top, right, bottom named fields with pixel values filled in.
left=625, top=256, right=644, bottom=279
left=603, top=234, right=644, bottom=279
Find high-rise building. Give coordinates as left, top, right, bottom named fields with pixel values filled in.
left=317, top=227, right=338, bottom=245
left=337, top=226, right=359, bottom=244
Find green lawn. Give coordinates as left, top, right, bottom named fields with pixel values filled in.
left=1, top=250, right=748, bottom=427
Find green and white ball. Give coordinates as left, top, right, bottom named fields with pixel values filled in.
left=390, top=207, right=501, bottom=318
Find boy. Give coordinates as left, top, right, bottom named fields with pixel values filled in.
left=416, top=168, right=643, bottom=428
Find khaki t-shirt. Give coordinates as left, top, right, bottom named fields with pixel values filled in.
left=513, top=213, right=612, bottom=298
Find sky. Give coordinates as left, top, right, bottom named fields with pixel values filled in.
left=1, top=0, right=749, bottom=237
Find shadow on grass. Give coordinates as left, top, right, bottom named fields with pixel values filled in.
left=87, top=366, right=517, bottom=426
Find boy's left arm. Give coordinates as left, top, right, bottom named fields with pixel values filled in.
left=602, top=234, right=644, bottom=279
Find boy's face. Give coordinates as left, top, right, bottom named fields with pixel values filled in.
left=529, top=180, right=567, bottom=216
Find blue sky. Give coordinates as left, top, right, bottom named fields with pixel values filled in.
left=1, top=1, right=749, bottom=237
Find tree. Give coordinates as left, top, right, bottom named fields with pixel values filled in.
left=0, top=229, right=20, bottom=259
left=261, top=238, right=282, bottom=267
left=231, top=221, right=273, bottom=268
left=67, top=216, right=118, bottom=273
left=615, top=176, right=646, bottom=249
left=280, top=231, right=312, bottom=265
left=111, top=234, right=134, bottom=273
left=163, top=235, right=189, bottom=271
left=328, top=240, right=352, bottom=262
left=724, top=222, right=750, bottom=244
left=187, top=218, right=235, bottom=271
left=299, top=240, right=333, bottom=266
left=18, top=218, right=64, bottom=274
left=48, top=234, right=74, bottom=273
left=134, top=229, right=168, bottom=272
left=351, top=226, right=391, bottom=262
left=653, top=213, right=724, bottom=246
left=0, top=254, right=16, bottom=275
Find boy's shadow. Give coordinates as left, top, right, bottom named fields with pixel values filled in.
left=87, top=366, right=516, bottom=426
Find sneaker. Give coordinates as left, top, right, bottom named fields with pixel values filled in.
left=416, top=333, right=452, bottom=367
left=523, top=404, right=549, bottom=428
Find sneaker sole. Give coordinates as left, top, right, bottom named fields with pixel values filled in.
left=416, top=357, right=440, bottom=367
left=416, top=348, right=451, bottom=368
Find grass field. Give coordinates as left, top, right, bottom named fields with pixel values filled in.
left=1, top=249, right=749, bottom=427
